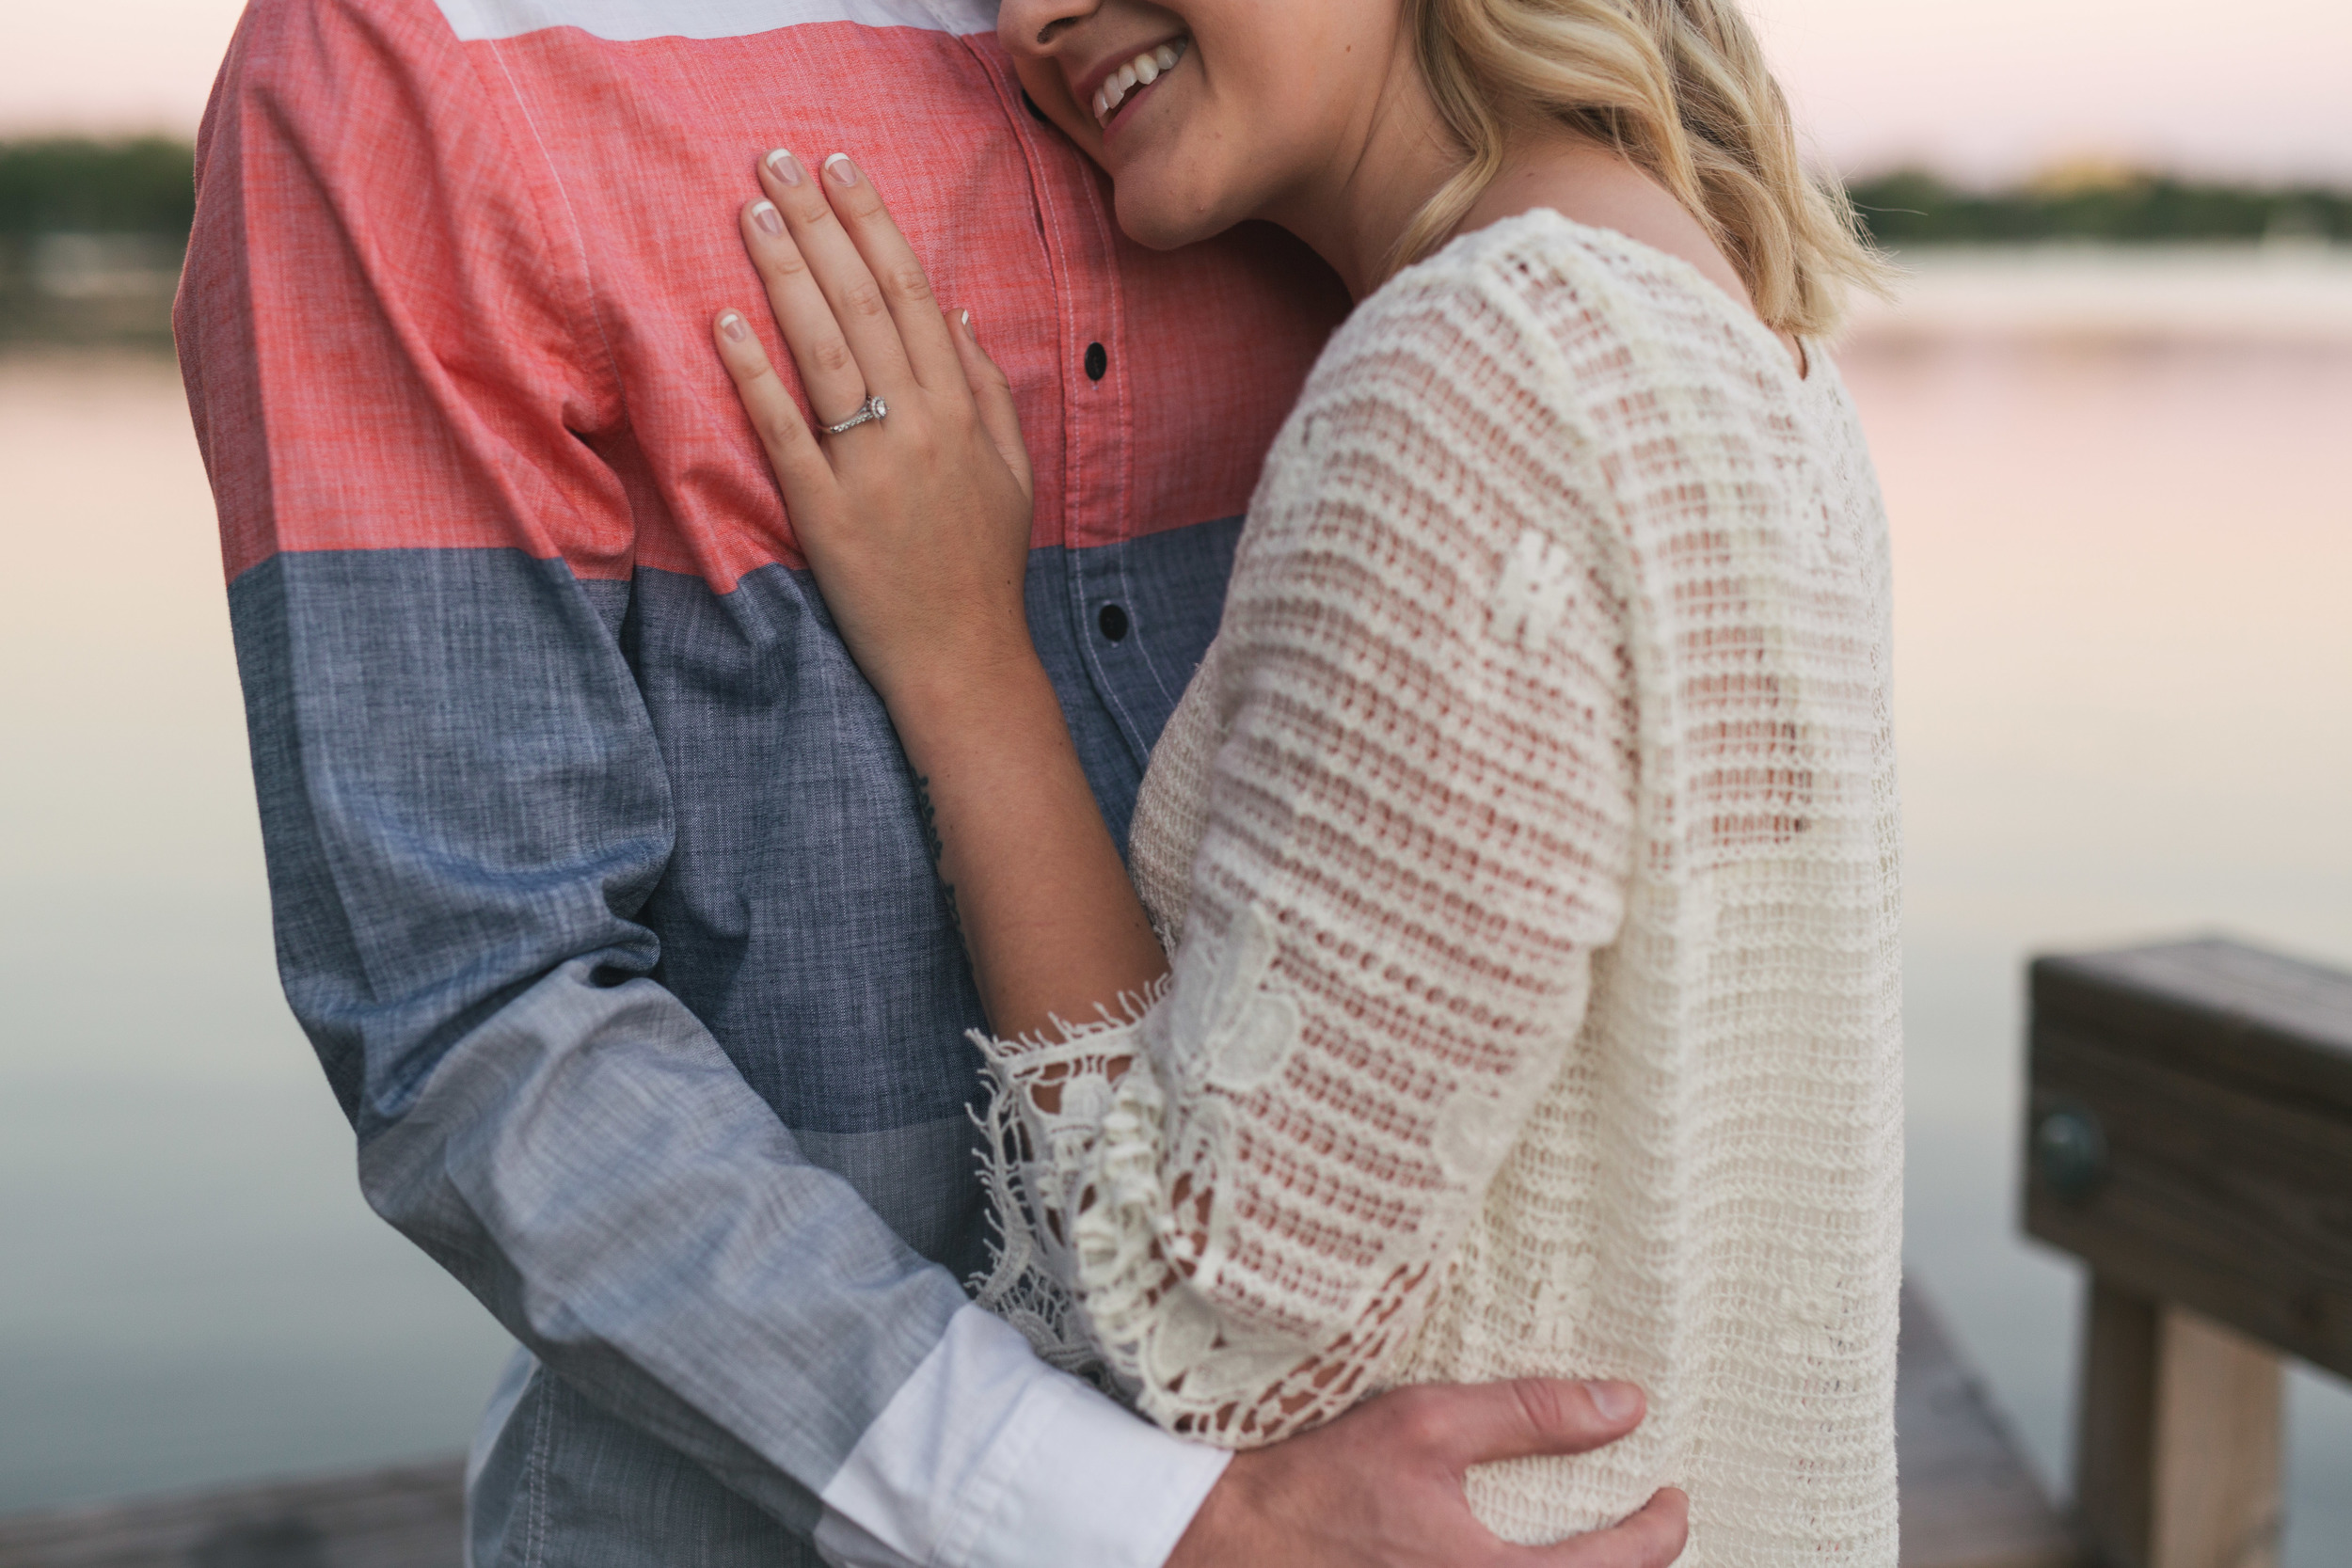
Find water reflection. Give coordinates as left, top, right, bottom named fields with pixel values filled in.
left=0, top=353, right=513, bottom=1508
left=1844, top=331, right=2352, bottom=1564
left=1, top=316, right=2347, bottom=1553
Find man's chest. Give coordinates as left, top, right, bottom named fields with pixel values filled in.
left=444, top=5, right=1343, bottom=591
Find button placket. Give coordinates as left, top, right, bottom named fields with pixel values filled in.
left=1055, top=182, right=1160, bottom=763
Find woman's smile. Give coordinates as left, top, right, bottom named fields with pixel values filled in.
left=1003, top=0, right=1439, bottom=266
left=1083, top=36, right=1189, bottom=134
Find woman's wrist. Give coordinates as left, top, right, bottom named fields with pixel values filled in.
left=881, top=634, right=1060, bottom=762
left=879, top=639, right=1168, bottom=1042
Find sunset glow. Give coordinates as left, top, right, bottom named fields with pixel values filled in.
left=5, top=0, right=2350, bottom=182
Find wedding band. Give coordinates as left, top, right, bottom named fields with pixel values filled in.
left=820, top=395, right=887, bottom=436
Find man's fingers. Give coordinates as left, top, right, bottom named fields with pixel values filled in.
left=712, top=309, right=831, bottom=501
left=950, top=309, right=1032, bottom=502
left=1527, top=1488, right=1690, bottom=1568
left=1407, top=1379, right=1648, bottom=1469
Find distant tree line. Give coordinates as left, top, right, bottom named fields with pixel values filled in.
left=1847, top=167, right=2352, bottom=247
left=4, top=136, right=2348, bottom=247
left=0, top=137, right=197, bottom=235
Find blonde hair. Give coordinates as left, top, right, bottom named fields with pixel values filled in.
left=1397, top=0, right=1890, bottom=336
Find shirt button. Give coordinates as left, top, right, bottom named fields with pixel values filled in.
left=1085, top=341, right=1107, bottom=382
left=1097, top=603, right=1130, bottom=641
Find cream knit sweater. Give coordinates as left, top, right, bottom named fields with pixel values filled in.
left=973, top=211, right=1903, bottom=1562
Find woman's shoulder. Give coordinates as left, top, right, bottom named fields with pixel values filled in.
left=1257, top=206, right=1883, bottom=594
left=1237, top=217, right=1654, bottom=604
left=1302, top=211, right=1820, bottom=436
left=1282, top=211, right=1851, bottom=506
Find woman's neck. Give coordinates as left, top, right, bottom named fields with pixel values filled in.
left=1249, top=43, right=1460, bottom=300
left=1261, top=68, right=1773, bottom=347
left=1462, top=135, right=1767, bottom=325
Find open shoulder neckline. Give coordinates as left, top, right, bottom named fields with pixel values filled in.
left=1413, top=207, right=1819, bottom=385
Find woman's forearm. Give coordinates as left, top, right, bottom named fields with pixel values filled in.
left=886, top=652, right=1169, bottom=1044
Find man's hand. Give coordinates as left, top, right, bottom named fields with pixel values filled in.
left=1166, top=1379, right=1688, bottom=1567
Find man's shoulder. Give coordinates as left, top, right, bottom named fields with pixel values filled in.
left=427, top=0, right=997, bottom=43
left=233, top=0, right=460, bottom=56
left=216, top=0, right=484, bottom=129
left=234, top=0, right=1000, bottom=56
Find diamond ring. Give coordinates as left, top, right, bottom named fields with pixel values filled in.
left=820, top=395, right=887, bottom=436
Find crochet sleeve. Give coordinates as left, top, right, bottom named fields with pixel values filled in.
left=974, top=263, right=1640, bottom=1447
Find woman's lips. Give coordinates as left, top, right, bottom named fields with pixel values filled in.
left=1089, top=38, right=1188, bottom=130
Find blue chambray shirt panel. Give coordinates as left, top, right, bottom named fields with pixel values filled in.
left=237, top=546, right=966, bottom=1539
left=230, top=550, right=674, bottom=1137
left=1061, top=522, right=1248, bottom=800
left=469, top=1351, right=832, bottom=1568
left=452, top=523, right=1242, bottom=1560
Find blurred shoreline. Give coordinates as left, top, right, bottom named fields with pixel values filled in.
left=1845, top=242, right=2352, bottom=349
left=0, top=232, right=181, bottom=348
left=10, top=135, right=2352, bottom=351
left=13, top=239, right=2352, bottom=354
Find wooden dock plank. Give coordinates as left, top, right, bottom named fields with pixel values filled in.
left=1, top=1283, right=2077, bottom=1568
left=0, top=1461, right=462, bottom=1568
left=1899, top=1283, right=2080, bottom=1568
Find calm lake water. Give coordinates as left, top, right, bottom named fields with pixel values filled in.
left=3, top=249, right=2349, bottom=1555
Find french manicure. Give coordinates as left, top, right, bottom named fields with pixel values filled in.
left=959, top=309, right=974, bottom=333
left=823, top=153, right=860, bottom=187
left=719, top=311, right=750, bottom=342
left=751, top=200, right=783, bottom=237
left=765, top=149, right=803, bottom=186
left=1586, top=1381, right=1641, bottom=1423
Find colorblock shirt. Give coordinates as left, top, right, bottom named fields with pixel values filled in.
left=174, top=0, right=1346, bottom=1563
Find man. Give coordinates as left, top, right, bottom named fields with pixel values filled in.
left=178, top=0, right=1691, bottom=1562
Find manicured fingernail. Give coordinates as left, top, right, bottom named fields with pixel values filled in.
left=719, top=312, right=750, bottom=342
left=958, top=309, right=974, bottom=333
left=1587, top=1382, right=1640, bottom=1422
left=765, top=149, right=803, bottom=185
left=751, top=200, right=783, bottom=237
left=823, top=153, right=859, bottom=187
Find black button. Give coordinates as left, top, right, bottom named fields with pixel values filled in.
left=1084, top=341, right=1107, bottom=381
left=1097, top=603, right=1130, bottom=641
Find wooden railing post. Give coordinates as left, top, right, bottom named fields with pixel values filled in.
left=2074, top=1277, right=2283, bottom=1568
left=2024, top=938, right=2352, bottom=1568
left=2074, top=1277, right=2158, bottom=1565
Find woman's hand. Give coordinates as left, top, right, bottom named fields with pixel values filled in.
left=713, top=149, right=1165, bottom=1043
left=714, top=150, right=1036, bottom=721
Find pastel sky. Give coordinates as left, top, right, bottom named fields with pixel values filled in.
left=5, top=0, right=2348, bottom=182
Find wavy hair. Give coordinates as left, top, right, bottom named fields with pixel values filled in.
left=1396, top=0, right=1890, bottom=335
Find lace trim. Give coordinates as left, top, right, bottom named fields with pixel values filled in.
left=966, top=910, right=1437, bottom=1445
left=966, top=981, right=1173, bottom=1394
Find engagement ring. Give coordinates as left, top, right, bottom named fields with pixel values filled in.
left=821, top=395, right=887, bottom=436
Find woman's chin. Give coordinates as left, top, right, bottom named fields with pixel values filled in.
left=1112, top=179, right=1235, bottom=253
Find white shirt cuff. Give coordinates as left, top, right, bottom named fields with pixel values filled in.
left=813, top=1303, right=1230, bottom=1568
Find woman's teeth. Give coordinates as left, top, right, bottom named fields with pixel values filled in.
left=1092, top=39, right=1187, bottom=127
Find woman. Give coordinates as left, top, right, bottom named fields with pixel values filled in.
left=707, top=0, right=1902, bottom=1554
